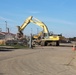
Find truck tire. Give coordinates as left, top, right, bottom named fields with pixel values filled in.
left=56, top=41, right=59, bottom=46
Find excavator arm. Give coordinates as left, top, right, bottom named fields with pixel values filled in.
left=17, top=16, right=32, bottom=39
left=17, top=16, right=32, bottom=32
left=17, top=16, right=49, bottom=39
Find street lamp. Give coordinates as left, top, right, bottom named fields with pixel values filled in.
left=5, top=21, right=7, bottom=32
left=0, top=28, right=2, bottom=32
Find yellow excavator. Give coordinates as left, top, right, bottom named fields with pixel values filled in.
left=17, top=16, right=60, bottom=46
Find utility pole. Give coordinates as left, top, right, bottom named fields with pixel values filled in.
left=37, top=28, right=39, bottom=34
left=5, top=21, right=7, bottom=32
left=0, top=28, right=2, bottom=32
left=29, top=28, right=33, bottom=48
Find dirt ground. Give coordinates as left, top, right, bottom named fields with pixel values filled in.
left=0, top=45, right=76, bottom=75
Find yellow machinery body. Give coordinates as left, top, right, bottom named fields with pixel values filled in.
left=17, top=16, right=60, bottom=46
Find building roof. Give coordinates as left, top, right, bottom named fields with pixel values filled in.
left=0, top=32, right=16, bottom=36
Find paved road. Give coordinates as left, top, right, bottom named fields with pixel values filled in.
left=0, top=46, right=76, bottom=75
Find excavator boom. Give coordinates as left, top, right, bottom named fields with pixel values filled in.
left=17, top=16, right=49, bottom=39
left=30, top=17, right=49, bottom=33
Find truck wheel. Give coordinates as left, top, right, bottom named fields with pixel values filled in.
left=45, top=42, right=47, bottom=46
left=56, top=41, right=59, bottom=46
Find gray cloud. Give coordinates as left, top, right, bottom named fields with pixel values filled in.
left=41, top=17, right=76, bottom=25
left=0, top=16, right=16, bottom=22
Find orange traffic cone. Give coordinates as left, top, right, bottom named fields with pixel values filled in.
left=72, top=44, right=76, bottom=51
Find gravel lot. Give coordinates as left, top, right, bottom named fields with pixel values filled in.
left=0, top=45, right=76, bottom=75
